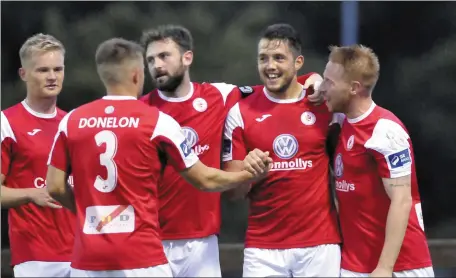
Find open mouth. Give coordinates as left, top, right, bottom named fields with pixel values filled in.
left=265, top=73, right=281, bottom=81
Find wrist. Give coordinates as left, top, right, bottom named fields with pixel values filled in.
left=376, top=261, right=394, bottom=272
left=23, top=188, right=35, bottom=203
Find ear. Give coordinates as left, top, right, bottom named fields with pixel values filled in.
left=19, top=68, right=27, bottom=82
left=350, top=81, right=362, bottom=96
left=295, top=55, right=304, bottom=71
left=182, top=50, right=193, bottom=67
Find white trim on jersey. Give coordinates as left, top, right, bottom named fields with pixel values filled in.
left=1, top=112, right=16, bottom=143
left=263, top=85, right=306, bottom=104
left=21, top=100, right=57, bottom=119
left=47, top=110, right=74, bottom=166
left=364, top=118, right=412, bottom=178
left=347, top=102, right=376, bottom=124
left=210, top=83, right=237, bottom=105
left=151, top=111, right=199, bottom=169
left=157, top=83, right=195, bottom=102
left=222, top=103, right=244, bottom=162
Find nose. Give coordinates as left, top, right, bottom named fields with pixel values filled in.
left=47, top=70, right=57, bottom=81
left=265, top=60, right=277, bottom=71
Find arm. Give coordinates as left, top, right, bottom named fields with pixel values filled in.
left=46, top=112, right=75, bottom=212
left=1, top=174, right=32, bottom=208
left=46, top=166, right=75, bottom=212
left=153, top=111, right=270, bottom=193
left=365, top=119, right=414, bottom=276
left=221, top=103, right=253, bottom=200
left=179, top=160, right=266, bottom=192
left=375, top=175, right=412, bottom=274
left=222, top=160, right=252, bottom=200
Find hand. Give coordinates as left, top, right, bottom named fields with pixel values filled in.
left=370, top=267, right=393, bottom=277
left=243, top=149, right=273, bottom=177
left=303, top=74, right=324, bottom=105
left=28, top=188, right=62, bottom=209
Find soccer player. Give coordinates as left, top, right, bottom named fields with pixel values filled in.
left=320, top=44, right=434, bottom=277
left=1, top=34, right=75, bottom=277
left=222, top=24, right=342, bottom=277
left=139, top=24, right=324, bottom=277
left=45, top=37, right=271, bottom=277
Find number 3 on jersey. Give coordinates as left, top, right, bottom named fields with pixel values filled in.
left=94, top=130, right=118, bottom=193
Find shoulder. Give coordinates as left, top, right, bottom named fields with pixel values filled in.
left=364, top=114, right=410, bottom=155
left=1, top=103, right=23, bottom=119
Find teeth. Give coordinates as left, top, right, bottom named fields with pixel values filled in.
left=268, top=74, right=279, bottom=79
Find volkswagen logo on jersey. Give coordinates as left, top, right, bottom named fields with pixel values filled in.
left=273, top=134, right=299, bottom=159
left=181, top=127, right=199, bottom=147
left=334, top=153, right=344, bottom=178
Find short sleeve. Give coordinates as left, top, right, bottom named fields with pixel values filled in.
left=222, top=103, right=247, bottom=162
left=47, top=112, right=72, bottom=172
left=364, top=119, right=412, bottom=178
left=151, top=111, right=199, bottom=171
left=297, top=72, right=319, bottom=86
left=1, top=112, right=16, bottom=177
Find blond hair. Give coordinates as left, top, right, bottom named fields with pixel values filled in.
left=329, top=44, right=380, bottom=92
left=95, top=38, right=144, bottom=85
left=19, top=33, right=65, bottom=66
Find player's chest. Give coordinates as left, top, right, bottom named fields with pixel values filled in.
left=243, top=106, right=331, bottom=152
left=334, top=127, right=375, bottom=176
left=13, top=121, right=59, bottom=164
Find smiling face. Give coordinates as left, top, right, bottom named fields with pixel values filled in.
left=19, top=50, right=65, bottom=98
left=257, top=38, right=303, bottom=94
left=145, top=38, right=193, bottom=92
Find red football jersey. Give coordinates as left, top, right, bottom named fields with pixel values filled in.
left=1, top=101, right=75, bottom=266
left=140, top=82, right=242, bottom=240
left=334, top=102, right=432, bottom=272
left=223, top=81, right=342, bottom=249
left=47, top=95, right=199, bottom=270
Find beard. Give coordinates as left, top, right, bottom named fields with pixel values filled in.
left=153, top=65, right=186, bottom=92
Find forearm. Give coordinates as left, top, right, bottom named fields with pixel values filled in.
left=48, top=183, right=75, bottom=213
left=377, top=198, right=412, bottom=270
left=222, top=160, right=252, bottom=200
left=0, top=185, right=33, bottom=208
left=195, top=167, right=254, bottom=192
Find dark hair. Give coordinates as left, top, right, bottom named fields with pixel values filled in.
left=140, top=25, right=193, bottom=53
left=260, top=23, right=302, bottom=56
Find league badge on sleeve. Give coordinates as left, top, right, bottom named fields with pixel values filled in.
left=179, top=140, right=191, bottom=157
left=387, top=148, right=412, bottom=169
left=239, top=86, right=253, bottom=97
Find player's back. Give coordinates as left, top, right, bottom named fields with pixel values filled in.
left=1, top=102, right=74, bottom=266
left=64, top=96, right=167, bottom=270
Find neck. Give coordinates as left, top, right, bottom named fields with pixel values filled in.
left=160, top=73, right=192, bottom=98
left=267, top=77, right=303, bottom=100
left=106, top=84, right=138, bottom=98
left=345, top=96, right=374, bottom=119
left=25, top=94, right=57, bottom=114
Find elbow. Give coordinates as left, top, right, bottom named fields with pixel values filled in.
left=392, top=195, right=413, bottom=211
left=46, top=182, right=65, bottom=199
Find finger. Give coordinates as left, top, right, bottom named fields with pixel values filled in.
left=248, top=157, right=265, bottom=174
left=244, top=160, right=258, bottom=175
left=46, top=202, right=63, bottom=209
left=253, top=149, right=267, bottom=160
